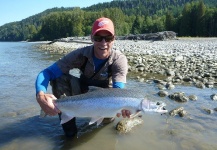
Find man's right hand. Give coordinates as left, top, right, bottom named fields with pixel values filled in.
left=36, top=91, right=60, bottom=116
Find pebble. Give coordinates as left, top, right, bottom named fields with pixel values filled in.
left=210, top=94, right=217, bottom=101
left=203, top=108, right=214, bottom=114
left=158, top=90, right=169, bottom=97
left=169, top=107, right=187, bottom=117
left=188, top=95, right=198, bottom=101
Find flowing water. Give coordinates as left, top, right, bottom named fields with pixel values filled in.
left=0, top=42, right=216, bottom=150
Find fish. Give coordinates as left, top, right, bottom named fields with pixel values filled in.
left=41, top=88, right=168, bottom=125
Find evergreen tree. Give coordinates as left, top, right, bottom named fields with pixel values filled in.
left=179, top=2, right=192, bottom=36
left=196, top=1, right=206, bottom=36
left=131, top=15, right=144, bottom=34
left=165, top=11, right=175, bottom=31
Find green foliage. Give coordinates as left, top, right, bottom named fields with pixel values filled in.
left=0, top=0, right=216, bottom=41
left=165, top=11, right=176, bottom=31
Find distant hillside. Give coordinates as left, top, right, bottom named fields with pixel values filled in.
left=84, top=0, right=216, bottom=16
left=0, top=0, right=216, bottom=41
left=0, top=7, right=77, bottom=41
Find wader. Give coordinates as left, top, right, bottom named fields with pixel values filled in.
left=50, top=74, right=82, bottom=137
left=50, top=74, right=114, bottom=137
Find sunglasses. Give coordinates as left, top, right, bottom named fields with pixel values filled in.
left=93, top=35, right=114, bottom=42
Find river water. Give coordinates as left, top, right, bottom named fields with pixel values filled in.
left=0, top=42, right=216, bottom=150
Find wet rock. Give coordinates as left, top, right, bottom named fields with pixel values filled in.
left=205, top=82, right=214, bottom=88
left=195, top=82, right=206, bottom=89
left=158, top=90, right=169, bottom=97
left=169, top=107, right=187, bottom=117
left=179, top=110, right=187, bottom=117
left=203, top=108, right=214, bottom=114
left=168, top=92, right=189, bottom=102
left=210, top=94, right=217, bottom=101
left=116, top=117, right=144, bottom=133
left=153, top=79, right=162, bottom=84
left=214, top=108, right=217, bottom=111
left=166, top=82, right=175, bottom=90
left=188, top=95, right=198, bottom=101
left=157, top=84, right=166, bottom=90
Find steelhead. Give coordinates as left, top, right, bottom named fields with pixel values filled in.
left=41, top=88, right=168, bottom=125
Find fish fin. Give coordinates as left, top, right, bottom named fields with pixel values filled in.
left=142, top=99, right=168, bottom=113
left=96, top=118, right=104, bottom=126
left=130, top=111, right=142, bottom=118
left=60, top=113, right=74, bottom=124
left=89, top=117, right=104, bottom=125
left=60, top=93, right=67, bottom=99
left=39, top=109, right=47, bottom=118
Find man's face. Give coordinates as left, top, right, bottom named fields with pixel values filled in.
left=92, top=30, right=114, bottom=59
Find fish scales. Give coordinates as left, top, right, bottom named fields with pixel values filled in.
left=41, top=88, right=168, bottom=125
left=55, top=89, right=143, bottom=124
left=56, top=88, right=144, bottom=102
left=57, top=97, right=141, bottom=117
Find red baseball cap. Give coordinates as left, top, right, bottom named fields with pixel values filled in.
left=92, top=17, right=115, bottom=36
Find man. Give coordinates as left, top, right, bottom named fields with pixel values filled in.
left=35, top=17, right=129, bottom=137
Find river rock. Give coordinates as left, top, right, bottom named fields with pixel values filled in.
left=210, top=94, right=217, bottom=101
left=169, top=107, right=187, bottom=117
left=166, top=82, right=175, bottom=90
left=195, top=82, right=206, bottom=89
left=203, top=108, right=214, bottom=114
left=168, top=92, right=189, bottom=102
left=157, top=84, right=166, bottom=90
left=188, top=95, right=198, bottom=101
left=116, top=117, right=144, bottom=133
left=205, top=81, right=214, bottom=88
left=158, top=90, right=169, bottom=97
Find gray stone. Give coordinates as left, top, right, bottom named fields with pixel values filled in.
left=210, top=94, right=217, bottom=101
left=158, top=90, right=169, bottom=97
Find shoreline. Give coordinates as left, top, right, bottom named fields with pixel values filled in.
left=35, top=37, right=217, bottom=59
left=34, top=38, right=217, bottom=90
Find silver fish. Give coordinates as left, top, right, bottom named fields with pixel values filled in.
left=41, top=88, right=167, bottom=125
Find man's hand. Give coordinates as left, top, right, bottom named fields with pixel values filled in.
left=116, top=109, right=131, bottom=118
left=36, top=91, right=60, bottom=116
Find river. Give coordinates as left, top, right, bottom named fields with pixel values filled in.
left=0, top=42, right=216, bottom=150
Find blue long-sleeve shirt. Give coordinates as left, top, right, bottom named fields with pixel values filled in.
left=35, top=58, right=125, bottom=94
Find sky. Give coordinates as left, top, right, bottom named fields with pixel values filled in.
left=0, top=0, right=112, bottom=26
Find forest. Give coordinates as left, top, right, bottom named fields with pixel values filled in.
left=0, top=0, right=216, bottom=41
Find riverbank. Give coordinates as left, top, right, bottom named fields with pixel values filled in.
left=36, top=37, right=217, bottom=60
left=35, top=38, right=217, bottom=92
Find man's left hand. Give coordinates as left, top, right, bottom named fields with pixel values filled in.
left=116, top=109, right=131, bottom=118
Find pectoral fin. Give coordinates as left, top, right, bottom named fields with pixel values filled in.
left=130, top=111, right=142, bottom=118
left=89, top=117, right=104, bottom=126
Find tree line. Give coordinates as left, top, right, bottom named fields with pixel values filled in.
left=0, top=0, right=216, bottom=41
